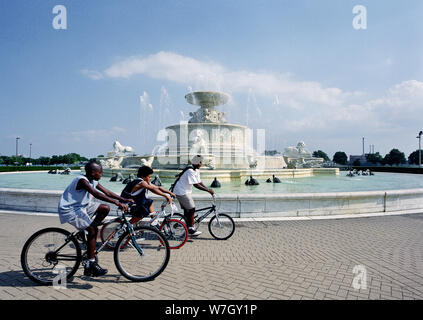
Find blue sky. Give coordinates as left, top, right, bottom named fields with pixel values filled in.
left=1, top=0, right=422, bottom=159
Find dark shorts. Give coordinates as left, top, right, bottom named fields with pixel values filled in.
left=130, top=198, right=154, bottom=218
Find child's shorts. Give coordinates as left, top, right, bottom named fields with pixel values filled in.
left=131, top=198, right=154, bottom=218
left=67, top=201, right=100, bottom=231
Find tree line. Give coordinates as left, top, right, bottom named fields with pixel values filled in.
left=0, top=153, right=90, bottom=166
left=3, top=149, right=422, bottom=167
left=319, top=149, right=422, bottom=166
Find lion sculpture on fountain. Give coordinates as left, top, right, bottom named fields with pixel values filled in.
left=112, top=141, right=134, bottom=155
left=283, top=141, right=312, bottom=159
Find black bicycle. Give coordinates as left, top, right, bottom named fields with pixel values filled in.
left=179, top=195, right=235, bottom=240
left=21, top=206, right=170, bottom=285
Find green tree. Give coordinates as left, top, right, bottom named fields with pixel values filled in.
left=333, top=151, right=348, bottom=165
left=50, top=155, right=61, bottom=165
left=0, top=156, right=13, bottom=165
left=408, top=150, right=423, bottom=165
left=383, top=149, right=406, bottom=166
left=13, top=156, right=23, bottom=165
left=21, top=157, right=31, bottom=165
left=366, top=152, right=383, bottom=165
left=39, top=157, right=51, bottom=166
left=312, top=150, right=329, bottom=161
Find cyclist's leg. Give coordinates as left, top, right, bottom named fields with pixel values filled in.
left=129, top=216, right=142, bottom=224
left=185, top=208, right=195, bottom=228
left=83, top=204, right=110, bottom=276
left=87, top=204, right=110, bottom=259
left=90, top=203, right=110, bottom=226
left=128, top=200, right=153, bottom=224
left=176, top=194, right=195, bottom=227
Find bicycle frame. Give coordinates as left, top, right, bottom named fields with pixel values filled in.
left=52, top=235, right=80, bottom=262
left=193, top=205, right=216, bottom=225
left=148, top=202, right=178, bottom=227
left=101, top=210, right=145, bottom=256
left=194, top=196, right=227, bottom=229
left=57, top=209, right=145, bottom=261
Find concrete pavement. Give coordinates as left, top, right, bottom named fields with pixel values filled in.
left=1, top=210, right=423, bottom=300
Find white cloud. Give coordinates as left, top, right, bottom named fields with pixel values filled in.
left=104, top=52, right=225, bottom=86
left=80, top=69, right=104, bottom=80
left=94, top=51, right=348, bottom=108
left=362, top=80, right=423, bottom=118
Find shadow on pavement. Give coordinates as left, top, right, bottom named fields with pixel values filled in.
left=80, top=274, right=134, bottom=284
left=0, top=270, right=93, bottom=290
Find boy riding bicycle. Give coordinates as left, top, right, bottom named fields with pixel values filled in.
left=58, top=160, right=132, bottom=277
left=121, top=165, right=176, bottom=225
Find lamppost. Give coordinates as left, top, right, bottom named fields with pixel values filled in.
left=417, top=131, right=422, bottom=168
left=29, top=143, right=32, bottom=164
left=362, top=137, right=365, bottom=156
left=15, top=137, right=20, bottom=165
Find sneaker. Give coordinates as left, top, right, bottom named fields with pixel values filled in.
left=84, top=261, right=108, bottom=277
left=148, top=212, right=158, bottom=219
left=188, top=227, right=201, bottom=237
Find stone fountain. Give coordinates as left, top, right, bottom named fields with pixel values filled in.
left=98, top=91, right=333, bottom=181
left=152, top=91, right=264, bottom=170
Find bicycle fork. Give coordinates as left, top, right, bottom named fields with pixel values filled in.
left=126, top=222, right=145, bottom=257
left=214, top=212, right=224, bottom=228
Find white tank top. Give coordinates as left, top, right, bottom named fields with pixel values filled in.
left=58, top=176, right=98, bottom=223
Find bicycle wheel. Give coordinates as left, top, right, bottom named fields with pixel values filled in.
left=114, top=225, right=170, bottom=282
left=21, top=228, right=81, bottom=286
left=208, top=213, right=235, bottom=240
left=171, top=212, right=200, bottom=231
left=159, top=219, right=188, bottom=249
left=169, top=212, right=186, bottom=222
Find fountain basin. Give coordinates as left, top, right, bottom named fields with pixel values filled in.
left=185, top=91, right=230, bottom=108
left=103, top=167, right=338, bottom=181
left=1, top=170, right=423, bottom=217
left=1, top=186, right=423, bottom=218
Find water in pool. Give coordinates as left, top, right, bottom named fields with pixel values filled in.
left=0, top=171, right=422, bottom=194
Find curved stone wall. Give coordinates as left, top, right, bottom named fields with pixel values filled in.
left=1, top=187, right=423, bottom=218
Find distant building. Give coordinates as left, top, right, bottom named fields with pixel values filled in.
left=349, top=154, right=369, bottom=166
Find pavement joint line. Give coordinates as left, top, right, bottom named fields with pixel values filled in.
left=1, top=208, right=422, bottom=222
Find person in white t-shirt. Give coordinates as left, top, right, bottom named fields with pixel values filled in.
left=174, top=155, right=214, bottom=236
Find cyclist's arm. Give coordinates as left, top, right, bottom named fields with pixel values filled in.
left=76, top=179, right=128, bottom=210
left=133, top=181, right=173, bottom=202
left=96, top=183, right=131, bottom=203
left=157, top=186, right=176, bottom=198
left=193, top=183, right=214, bottom=194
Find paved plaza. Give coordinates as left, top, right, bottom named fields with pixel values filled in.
left=1, top=211, right=423, bottom=300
